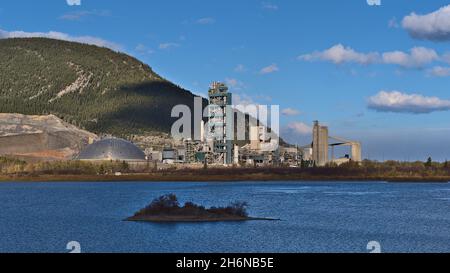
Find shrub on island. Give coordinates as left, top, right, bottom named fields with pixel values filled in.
left=127, top=194, right=271, bottom=222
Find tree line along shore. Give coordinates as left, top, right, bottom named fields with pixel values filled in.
left=0, top=157, right=449, bottom=182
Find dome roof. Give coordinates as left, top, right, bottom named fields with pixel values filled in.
left=77, top=138, right=146, bottom=161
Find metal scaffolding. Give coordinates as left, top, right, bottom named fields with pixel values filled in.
left=207, top=82, right=234, bottom=165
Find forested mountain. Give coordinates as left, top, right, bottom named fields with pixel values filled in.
left=0, top=38, right=201, bottom=137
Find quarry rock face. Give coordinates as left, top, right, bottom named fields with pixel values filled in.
left=0, top=113, right=98, bottom=161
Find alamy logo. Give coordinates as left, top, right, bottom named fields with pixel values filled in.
left=67, top=241, right=81, bottom=253
left=367, top=0, right=381, bottom=6
left=367, top=241, right=382, bottom=253
left=66, top=0, right=81, bottom=6
left=170, top=97, right=280, bottom=148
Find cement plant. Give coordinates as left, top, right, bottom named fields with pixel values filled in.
left=0, top=82, right=362, bottom=171
left=3, top=1, right=450, bottom=257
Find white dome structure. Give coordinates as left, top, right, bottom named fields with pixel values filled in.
left=77, top=138, right=146, bottom=161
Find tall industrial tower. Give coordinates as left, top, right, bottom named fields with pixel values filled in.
left=207, top=82, right=234, bottom=165
left=312, top=121, right=329, bottom=167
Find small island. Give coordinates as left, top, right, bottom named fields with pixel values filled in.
left=126, top=194, right=278, bottom=222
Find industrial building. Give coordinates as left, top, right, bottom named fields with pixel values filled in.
left=312, top=121, right=329, bottom=167
left=138, top=82, right=362, bottom=169
left=238, top=125, right=280, bottom=166
left=307, top=121, right=362, bottom=166
left=207, top=82, right=234, bottom=165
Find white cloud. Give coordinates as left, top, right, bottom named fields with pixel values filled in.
left=234, top=64, right=246, bottom=73
left=287, top=122, right=311, bottom=135
left=60, top=10, right=110, bottom=21
left=225, top=78, right=245, bottom=90
left=382, top=47, right=438, bottom=68
left=281, top=122, right=312, bottom=144
left=159, top=42, right=180, bottom=50
left=402, top=5, right=450, bottom=41
left=388, top=17, right=399, bottom=28
left=225, top=78, right=239, bottom=87
left=233, top=93, right=273, bottom=120
left=299, top=44, right=441, bottom=69
left=368, top=91, right=450, bottom=114
left=262, top=2, right=278, bottom=10
left=60, top=11, right=89, bottom=21
left=427, top=66, right=450, bottom=77
left=260, top=64, right=279, bottom=74
left=233, top=93, right=257, bottom=107
left=281, top=108, right=301, bottom=116
left=67, top=0, right=81, bottom=6
left=254, top=94, right=272, bottom=102
left=232, top=93, right=271, bottom=107
left=0, top=28, right=121, bottom=51
left=135, top=43, right=154, bottom=55
left=298, top=44, right=379, bottom=65
left=196, top=17, right=215, bottom=25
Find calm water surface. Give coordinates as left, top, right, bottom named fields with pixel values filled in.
left=0, top=181, right=449, bottom=253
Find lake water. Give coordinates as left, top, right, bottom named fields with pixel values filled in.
left=0, top=181, right=449, bottom=253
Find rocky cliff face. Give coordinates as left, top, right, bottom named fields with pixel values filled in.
left=0, top=113, right=97, bottom=161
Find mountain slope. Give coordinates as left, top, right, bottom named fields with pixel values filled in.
left=0, top=38, right=201, bottom=137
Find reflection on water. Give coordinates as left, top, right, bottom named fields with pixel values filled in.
left=0, top=181, right=450, bottom=253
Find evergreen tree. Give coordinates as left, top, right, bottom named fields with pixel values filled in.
left=425, top=157, right=433, bottom=168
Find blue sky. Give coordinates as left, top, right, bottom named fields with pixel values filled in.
left=1, top=0, right=450, bottom=161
